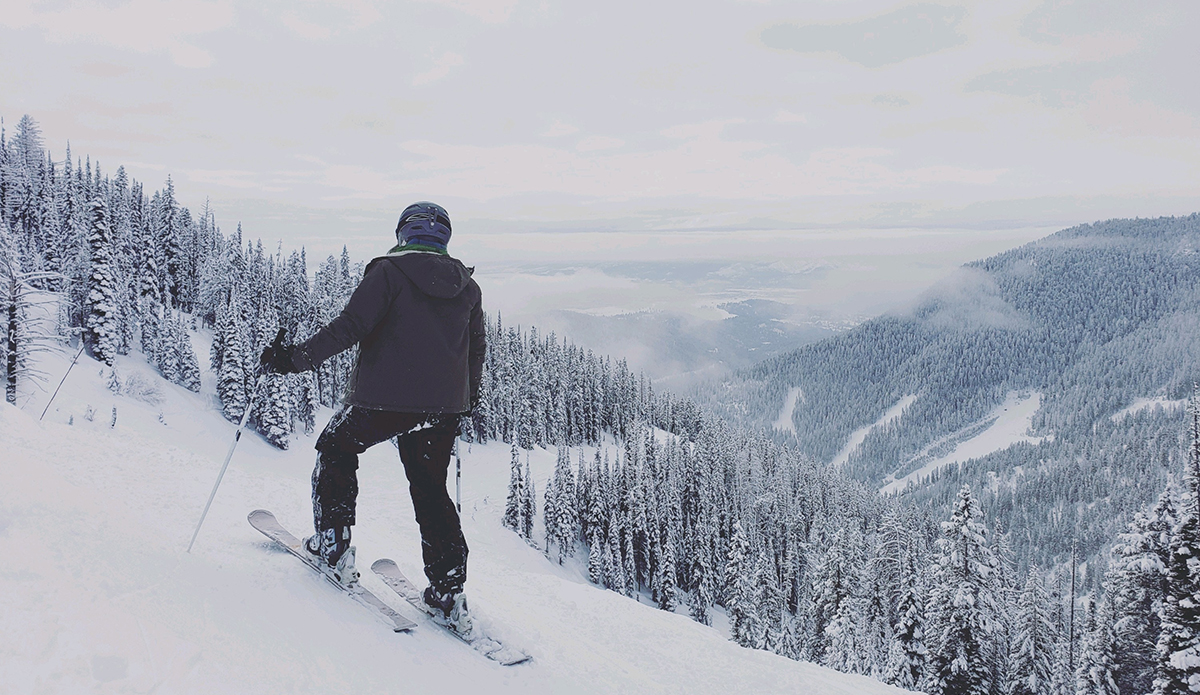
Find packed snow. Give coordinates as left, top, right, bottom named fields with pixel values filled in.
left=0, top=346, right=905, bottom=695
left=772, top=387, right=804, bottom=434
left=829, top=395, right=917, bottom=467
left=881, top=391, right=1046, bottom=495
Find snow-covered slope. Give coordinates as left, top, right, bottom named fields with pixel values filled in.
left=0, top=349, right=903, bottom=695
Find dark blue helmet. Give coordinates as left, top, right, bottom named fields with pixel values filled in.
left=396, top=201, right=452, bottom=249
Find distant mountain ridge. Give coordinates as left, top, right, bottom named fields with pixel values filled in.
left=698, top=214, right=1200, bottom=572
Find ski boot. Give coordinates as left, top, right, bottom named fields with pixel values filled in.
left=304, top=526, right=359, bottom=587
left=423, top=585, right=474, bottom=635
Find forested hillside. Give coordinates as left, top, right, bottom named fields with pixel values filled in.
left=698, top=215, right=1200, bottom=574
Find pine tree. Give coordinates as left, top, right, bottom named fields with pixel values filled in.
left=172, top=310, right=202, bottom=391
left=1110, top=485, right=1178, bottom=695
left=926, top=485, right=998, bottom=695
left=258, top=373, right=291, bottom=449
left=588, top=532, right=604, bottom=585
left=812, top=526, right=857, bottom=662
left=157, top=310, right=181, bottom=383
left=296, top=371, right=319, bottom=434
left=1009, top=566, right=1056, bottom=695
left=503, top=441, right=523, bottom=533
left=1155, top=513, right=1200, bottom=694
left=522, top=455, right=536, bottom=540
left=885, top=549, right=927, bottom=689
left=726, top=521, right=759, bottom=648
left=1, top=215, right=28, bottom=404
left=606, top=520, right=625, bottom=592
left=544, top=451, right=563, bottom=555
left=655, top=530, right=678, bottom=612
left=217, top=308, right=248, bottom=422
left=1156, top=401, right=1200, bottom=695
left=1075, top=598, right=1118, bottom=695
left=84, top=196, right=118, bottom=365
left=689, top=515, right=716, bottom=626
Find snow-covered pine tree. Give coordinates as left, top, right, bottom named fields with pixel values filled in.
left=622, top=510, right=638, bottom=598
left=812, top=526, right=857, bottom=662
left=1, top=214, right=27, bottom=405
left=1109, top=484, right=1178, bottom=694
left=824, top=590, right=867, bottom=674
left=522, top=455, right=536, bottom=540
left=156, top=308, right=181, bottom=384
left=926, top=484, right=999, bottom=695
left=1008, top=566, right=1056, bottom=695
left=1075, top=597, right=1118, bottom=695
left=84, top=196, right=119, bottom=365
left=885, top=547, right=927, bottom=689
left=503, top=441, right=523, bottom=533
left=588, top=532, right=604, bottom=585
left=655, top=530, right=678, bottom=612
left=544, top=448, right=564, bottom=556
left=1156, top=496, right=1200, bottom=692
left=258, top=372, right=291, bottom=449
left=217, top=306, right=248, bottom=422
left=689, top=515, right=716, bottom=626
left=172, top=311, right=202, bottom=391
left=606, top=518, right=625, bottom=592
left=296, top=371, right=319, bottom=434
left=725, top=521, right=759, bottom=648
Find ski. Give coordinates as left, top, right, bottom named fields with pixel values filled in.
left=247, top=510, right=417, bottom=633
left=370, top=558, right=531, bottom=665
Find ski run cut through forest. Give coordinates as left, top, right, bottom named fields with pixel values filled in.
left=5, top=115, right=1200, bottom=695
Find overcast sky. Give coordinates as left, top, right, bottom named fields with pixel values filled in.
left=2, top=0, right=1198, bottom=264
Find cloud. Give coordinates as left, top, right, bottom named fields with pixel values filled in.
left=281, top=12, right=332, bottom=40
left=278, top=0, right=384, bottom=38
left=541, top=121, right=580, bottom=138
left=413, top=51, right=465, bottom=85
left=910, top=266, right=1030, bottom=331
left=773, top=110, right=808, bottom=124
left=0, top=0, right=235, bottom=68
left=576, top=136, right=624, bottom=152
left=761, top=3, right=968, bottom=68
left=415, top=0, right=519, bottom=24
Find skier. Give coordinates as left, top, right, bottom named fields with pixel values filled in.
left=260, top=201, right=484, bottom=632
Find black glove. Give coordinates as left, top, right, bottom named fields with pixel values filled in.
left=260, top=344, right=299, bottom=375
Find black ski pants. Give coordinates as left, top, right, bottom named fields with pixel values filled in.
left=312, top=405, right=468, bottom=593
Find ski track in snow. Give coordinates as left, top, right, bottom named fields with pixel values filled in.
left=0, top=347, right=906, bottom=695
left=1110, top=396, right=1188, bottom=422
left=829, top=395, right=917, bottom=467
left=880, top=391, right=1046, bottom=495
left=772, top=387, right=804, bottom=434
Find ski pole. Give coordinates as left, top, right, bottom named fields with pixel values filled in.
left=39, top=342, right=86, bottom=421
left=455, top=439, right=462, bottom=513
left=187, top=328, right=285, bottom=553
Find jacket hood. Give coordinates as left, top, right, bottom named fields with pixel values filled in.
left=376, top=251, right=473, bottom=299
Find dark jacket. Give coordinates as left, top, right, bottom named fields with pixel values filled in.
left=293, top=249, right=485, bottom=413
